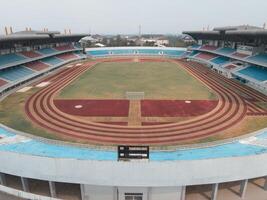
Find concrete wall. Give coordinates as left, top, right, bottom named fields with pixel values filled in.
left=149, top=187, right=183, bottom=200
left=0, top=151, right=267, bottom=187
left=80, top=185, right=184, bottom=200
left=0, top=184, right=59, bottom=200
left=81, top=185, right=117, bottom=200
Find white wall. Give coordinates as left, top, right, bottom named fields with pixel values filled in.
left=118, top=187, right=148, bottom=200
left=81, top=185, right=117, bottom=200
left=0, top=151, right=267, bottom=187
left=149, top=187, right=183, bottom=200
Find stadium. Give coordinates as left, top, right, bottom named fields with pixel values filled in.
left=1, top=24, right=267, bottom=200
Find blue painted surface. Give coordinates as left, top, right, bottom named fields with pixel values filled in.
left=0, top=54, right=25, bottom=66
left=215, top=48, right=236, bottom=55
left=38, top=48, right=57, bottom=55
left=1, top=126, right=267, bottom=161
left=189, top=50, right=199, bottom=57
left=41, top=57, right=63, bottom=65
left=238, top=65, right=267, bottom=81
left=210, top=56, right=230, bottom=65
left=87, top=48, right=185, bottom=57
left=248, top=54, right=267, bottom=63
left=191, top=44, right=201, bottom=49
left=0, top=66, right=34, bottom=81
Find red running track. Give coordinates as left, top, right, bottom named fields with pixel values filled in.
left=141, top=100, right=218, bottom=117
left=24, top=59, right=248, bottom=145
left=54, top=99, right=129, bottom=117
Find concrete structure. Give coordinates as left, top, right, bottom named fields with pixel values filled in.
left=1, top=47, right=267, bottom=200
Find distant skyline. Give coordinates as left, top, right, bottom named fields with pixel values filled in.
left=1, top=0, right=267, bottom=35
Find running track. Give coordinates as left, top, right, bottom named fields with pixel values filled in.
left=25, top=58, right=255, bottom=145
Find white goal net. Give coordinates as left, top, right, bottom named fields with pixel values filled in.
left=125, top=92, right=145, bottom=100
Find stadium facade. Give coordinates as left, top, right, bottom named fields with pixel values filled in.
left=0, top=27, right=267, bottom=200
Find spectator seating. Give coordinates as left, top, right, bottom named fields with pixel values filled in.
left=210, top=56, right=230, bottom=65
left=0, top=53, right=26, bottom=67
left=74, top=52, right=84, bottom=57
left=37, top=48, right=57, bottom=55
left=248, top=54, right=267, bottom=63
left=0, top=79, right=8, bottom=87
left=200, top=45, right=218, bottom=51
left=195, top=52, right=218, bottom=60
left=162, top=50, right=185, bottom=56
left=224, top=64, right=237, bottom=70
left=20, top=51, right=42, bottom=58
left=88, top=50, right=113, bottom=56
left=56, top=53, right=78, bottom=60
left=40, top=57, right=63, bottom=65
left=188, top=51, right=199, bottom=57
left=0, top=66, right=34, bottom=81
left=216, top=47, right=236, bottom=55
left=237, top=65, right=267, bottom=81
left=191, top=44, right=201, bottom=49
left=74, top=43, right=82, bottom=48
left=24, top=61, right=50, bottom=71
left=232, top=52, right=250, bottom=58
left=54, top=45, right=74, bottom=51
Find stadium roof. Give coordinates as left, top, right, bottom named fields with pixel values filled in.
left=0, top=31, right=88, bottom=49
left=183, top=25, right=267, bottom=43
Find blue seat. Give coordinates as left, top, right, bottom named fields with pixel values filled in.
left=87, top=49, right=186, bottom=57
left=191, top=44, right=201, bottom=49
left=162, top=50, right=184, bottom=56
left=248, top=54, right=267, bottom=63
left=38, top=48, right=58, bottom=55
left=238, top=66, right=267, bottom=81
left=41, top=57, right=63, bottom=65
left=210, top=56, right=230, bottom=64
left=188, top=51, right=199, bottom=57
left=0, top=66, right=34, bottom=81
left=87, top=50, right=110, bottom=56
left=0, top=53, right=26, bottom=66
left=216, top=48, right=236, bottom=55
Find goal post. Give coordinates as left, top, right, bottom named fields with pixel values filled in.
left=125, top=92, right=145, bottom=100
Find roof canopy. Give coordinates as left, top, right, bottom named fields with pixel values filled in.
left=0, top=31, right=88, bottom=49
left=183, top=25, right=267, bottom=44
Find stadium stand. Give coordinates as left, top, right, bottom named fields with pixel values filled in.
left=0, top=53, right=25, bottom=66
left=195, top=52, right=218, bottom=60
left=162, top=50, right=185, bottom=56
left=232, top=52, right=250, bottom=58
left=215, top=47, right=236, bottom=54
left=224, top=64, right=238, bottom=70
left=237, top=65, right=267, bottom=81
left=73, top=52, right=85, bottom=58
left=248, top=53, right=267, bottom=63
left=40, top=56, right=63, bottom=65
left=19, top=51, right=42, bottom=58
left=188, top=50, right=199, bottom=57
left=200, top=45, right=218, bottom=51
left=210, top=56, right=230, bottom=64
left=74, top=43, right=82, bottom=48
left=54, top=45, right=74, bottom=51
left=56, top=53, right=78, bottom=60
left=88, top=50, right=110, bottom=56
left=37, top=48, right=57, bottom=55
left=24, top=61, right=50, bottom=71
left=0, top=66, right=34, bottom=81
left=0, top=79, right=8, bottom=87
left=191, top=44, right=201, bottom=49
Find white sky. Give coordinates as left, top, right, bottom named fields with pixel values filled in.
left=1, top=0, right=267, bottom=35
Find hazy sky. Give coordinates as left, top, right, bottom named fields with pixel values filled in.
left=1, top=0, right=267, bottom=35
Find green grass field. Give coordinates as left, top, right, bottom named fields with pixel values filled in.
left=58, top=61, right=217, bottom=100
left=0, top=88, right=63, bottom=140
